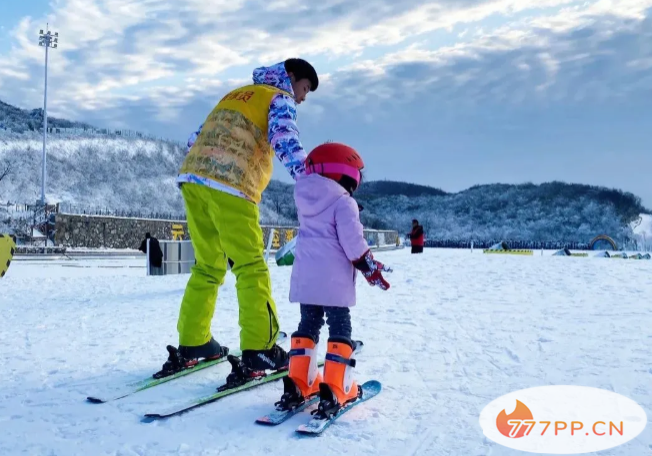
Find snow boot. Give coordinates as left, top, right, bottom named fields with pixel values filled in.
left=275, top=333, right=323, bottom=411
left=313, top=336, right=362, bottom=418
left=153, top=337, right=227, bottom=379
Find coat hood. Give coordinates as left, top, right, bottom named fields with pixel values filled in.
left=294, top=174, right=350, bottom=218
left=252, top=62, right=294, bottom=96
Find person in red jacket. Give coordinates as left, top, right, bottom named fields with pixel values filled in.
left=407, top=219, right=424, bottom=253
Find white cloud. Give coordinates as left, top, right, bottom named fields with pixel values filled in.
left=627, top=57, right=652, bottom=69
left=0, top=0, right=649, bottom=136
left=316, top=0, right=652, bottom=110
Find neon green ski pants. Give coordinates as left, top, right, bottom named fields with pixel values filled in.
left=177, top=183, right=280, bottom=351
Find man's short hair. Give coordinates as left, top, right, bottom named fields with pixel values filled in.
left=284, top=58, right=318, bottom=91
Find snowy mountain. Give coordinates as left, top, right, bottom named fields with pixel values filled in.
left=0, top=98, right=648, bottom=241
left=268, top=179, right=649, bottom=243
left=356, top=181, right=649, bottom=243
left=0, top=99, right=93, bottom=133
left=1, top=133, right=648, bottom=241
left=631, top=214, right=652, bottom=250
left=0, top=132, right=186, bottom=213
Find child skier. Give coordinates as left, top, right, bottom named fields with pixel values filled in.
left=275, top=142, right=392, bottom=418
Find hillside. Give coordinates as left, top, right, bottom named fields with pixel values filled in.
left=355, top=180, right=447, bottom=198
left=0, top=98, right=649, bottom=243
left=0, top=133, right=296, bottom=229
left=1, top=135, right=648, bottom=242
left=0, top=100, right=94, bottom=133
left=266, top=180, right=648, bottom=243
left=0, top=133, right=186, bottom=213
left=633, top=213, right=652, bottom=240
left=358, top=181, right=648, bottom=243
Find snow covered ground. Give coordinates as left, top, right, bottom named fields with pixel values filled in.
left=1, top=248, right=651, bottom=455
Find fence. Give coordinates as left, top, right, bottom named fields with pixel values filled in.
left=147, top=228, right=402, bottom=276
left=6, top=203, right=646, bottom=252
left=364, top=229, right=401, bottom=250
left=420, top=239, right=651, bottom=252
left=261, top=226, right=400, bottom=252
left=1, top=202, right=57, bottom=244
left=56, top=203, right=186, bottom=221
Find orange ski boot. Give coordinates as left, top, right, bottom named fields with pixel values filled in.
left=275, top=334, right=322, bottom=411
left=314, top=337, right=362, bottom=418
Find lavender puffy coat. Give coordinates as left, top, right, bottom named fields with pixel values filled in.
left=289, top=173, right=370, bottom=307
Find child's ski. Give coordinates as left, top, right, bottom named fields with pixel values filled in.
left=255, top=395, right=321, bottom=425
left=295, top=380, right=381, bottom=435
left=141, top=357, right=326, bottom=422
left=87, top=332, right=286, bottom=403
left=255, top=340, right=364, bottom=426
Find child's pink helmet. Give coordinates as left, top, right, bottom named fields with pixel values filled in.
left=304, top=142, right=364, bottom=189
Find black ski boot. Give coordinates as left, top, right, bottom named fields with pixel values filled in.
left=179, top=337, right=226, bottom=360
left=153, top=337, right=228, bottom=379
left=241, top=344, right=289, bottom=371
left=217, top=344, right=289, bottom=392
left=218, top=355, right=269, bottom=391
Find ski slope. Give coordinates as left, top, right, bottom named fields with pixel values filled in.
left=1, top=248, right=651, bottom=455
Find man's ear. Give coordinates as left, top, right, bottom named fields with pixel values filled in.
left=287, top=71, right=295, bottom=82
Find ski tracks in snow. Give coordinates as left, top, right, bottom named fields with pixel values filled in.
left=1, top=250, right=651, bottom=455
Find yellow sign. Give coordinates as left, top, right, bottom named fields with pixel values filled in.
left=284, top=229, right=295, bottom=243
left=171, top=224, right=185, bottom=241
left=483, top=249, right=533, bottom=256
left=272, top=230, right=281, bottom=249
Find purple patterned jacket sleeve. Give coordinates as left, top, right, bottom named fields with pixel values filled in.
left=268, top=93, right=307, bottom=180
left=186, top=123, right=203, bottom=153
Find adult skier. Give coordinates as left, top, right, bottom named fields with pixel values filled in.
left=154, top=58, right=319, bottom=379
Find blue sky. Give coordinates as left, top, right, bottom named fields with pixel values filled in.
left=1, top=0, right=651, bottom=208
left=0, top=1, right=50, bottom=52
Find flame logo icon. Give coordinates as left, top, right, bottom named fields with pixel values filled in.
left=496, top=400, right=534, bottom=438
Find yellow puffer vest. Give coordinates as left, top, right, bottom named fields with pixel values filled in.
left=178, top=83, right=290, bottom=204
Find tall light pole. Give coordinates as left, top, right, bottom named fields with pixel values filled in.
left=38, top=24, right=58, bottom=246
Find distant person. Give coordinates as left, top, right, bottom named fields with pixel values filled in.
left=154, top=58, right=319, bottom=380
left=407, top=219, right=424, bottom=254
left=139, top=232, right=163, bottom=272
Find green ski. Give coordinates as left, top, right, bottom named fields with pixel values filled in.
left=87, top=332, right=287, bottom=403
left=141, top=357, right=325, bottom=421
